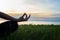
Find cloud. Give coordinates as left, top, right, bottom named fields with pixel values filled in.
left=24, top=0, right=60, bottom=13
left=25, top=0, right=49, bottom=11
left=0, top=0, right=60, bottom=14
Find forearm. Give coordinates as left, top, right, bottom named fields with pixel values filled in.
left=0, top=12, right=18, bottom=22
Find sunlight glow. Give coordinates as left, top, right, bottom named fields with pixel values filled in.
left=0, top=0, right=60, bottom=18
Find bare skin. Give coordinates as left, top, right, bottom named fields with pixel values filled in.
left=0, top=12, right=31, bottom=22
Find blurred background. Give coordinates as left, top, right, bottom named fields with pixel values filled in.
left=0, top=0, right=60, bottom=25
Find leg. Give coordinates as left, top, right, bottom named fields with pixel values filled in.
left=0, top=21, right=18, bottom=37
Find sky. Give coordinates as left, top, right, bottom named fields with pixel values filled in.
left=0, top=0, right=60, bottom=13
left=0, top=0, right=60, bottom=20
left=0, top=0, right=60, bottom=24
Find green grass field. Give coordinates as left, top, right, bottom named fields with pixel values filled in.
left=0, top=25, right=60, bottom=40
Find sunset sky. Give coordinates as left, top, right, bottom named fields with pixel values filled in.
left=0, top=0, right=60, bottom=13
left=0, top=0, right=60, bottom=18
left=0, top=0, right=60, bottom=24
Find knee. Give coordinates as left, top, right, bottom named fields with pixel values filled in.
left=0, top=21, right=18, bottom=37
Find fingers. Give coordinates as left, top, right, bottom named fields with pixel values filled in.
left=26, top=14, right=31, bottom=20
left=24, top=13, right=27, bottom=19
left=27, top=15, right=31, bottom=19
left=21, top=13, right=31, bottom=21
left=22, top=13, right=27, bottom=17
left=28, top=14, right=31, bottom=19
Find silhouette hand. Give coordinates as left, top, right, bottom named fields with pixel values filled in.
left=18, top=13, right=31, bottom=22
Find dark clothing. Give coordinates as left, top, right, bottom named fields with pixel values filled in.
left=0, top=21, right=18, bottom=37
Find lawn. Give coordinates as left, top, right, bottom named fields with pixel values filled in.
left=0, top=24, right=60, bottom=40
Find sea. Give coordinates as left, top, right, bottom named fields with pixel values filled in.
left=0, top=15, right=60, bottom=25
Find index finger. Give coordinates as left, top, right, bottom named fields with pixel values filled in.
left=22, top=13, right=27, bottom=17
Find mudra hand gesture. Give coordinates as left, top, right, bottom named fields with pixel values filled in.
left=18, top=13, right=31, bottom=22
left=0, top=12, right=31, bottom=22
